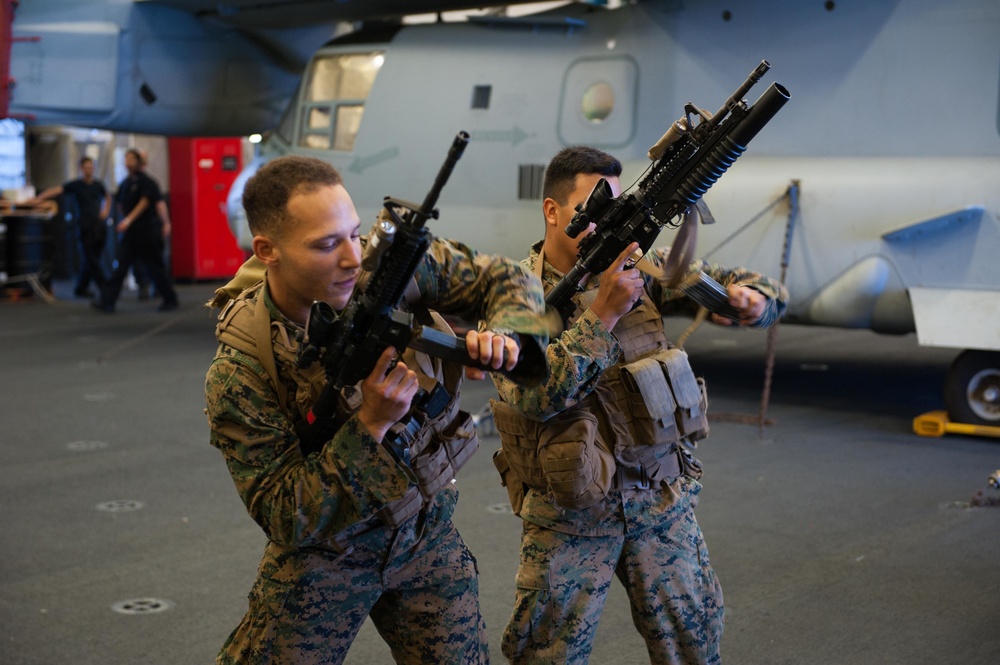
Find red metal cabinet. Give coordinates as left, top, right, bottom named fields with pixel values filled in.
left=168, top=137, right=245, bottom=280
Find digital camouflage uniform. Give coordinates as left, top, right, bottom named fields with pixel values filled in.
left=205, top=236, right=547, bottom=665
left=492, top=242, right=787, bottom=665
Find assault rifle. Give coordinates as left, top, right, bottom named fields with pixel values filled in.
left=545, top=60, right=790, bottom=321
left=295, top=131, right=542, bottom=453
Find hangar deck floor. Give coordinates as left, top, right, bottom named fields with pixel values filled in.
left=2, top=280, right=997, bottom=665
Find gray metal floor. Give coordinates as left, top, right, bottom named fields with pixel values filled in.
left=1, top=280, right=997, bottom=665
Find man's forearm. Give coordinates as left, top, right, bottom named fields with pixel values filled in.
left=119, top=197, right=150, bottom=229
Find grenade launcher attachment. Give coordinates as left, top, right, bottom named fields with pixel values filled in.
left=545, top=60, right=791, bottom=322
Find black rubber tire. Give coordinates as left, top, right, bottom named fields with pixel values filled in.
left=944, top=350, right=1000, bottom=426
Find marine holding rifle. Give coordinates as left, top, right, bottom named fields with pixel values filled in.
left=490, top=146, right=788, bottom=664
left=204, top=154, right=547, bottom=664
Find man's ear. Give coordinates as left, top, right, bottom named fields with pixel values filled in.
left=252, top=235, right=279, bottom=267
left=542, top=198, right=559, bottom=230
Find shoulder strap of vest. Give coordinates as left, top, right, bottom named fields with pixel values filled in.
left=216, top=289, right=291, bottom=412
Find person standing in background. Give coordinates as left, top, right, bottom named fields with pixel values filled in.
left=27, top=156, right=111, bottom=298
left=131, top=150, right=174, bottom=301
left=93, top=148, right=179, bottom=312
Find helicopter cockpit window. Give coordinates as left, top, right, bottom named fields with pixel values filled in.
left=298, top=51, right=385, bottom=152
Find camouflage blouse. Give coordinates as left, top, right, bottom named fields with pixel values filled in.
left=492, top=242, right=788, bottom=536
left=205, top=236, right=547, bottom=548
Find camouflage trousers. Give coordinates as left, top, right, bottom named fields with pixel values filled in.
left=218, top=510, right=488, bottom=664
left=501, top=500, right=723, bottom=664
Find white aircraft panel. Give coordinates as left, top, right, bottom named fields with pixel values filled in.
left=910, top=287, right=1000, bottom=351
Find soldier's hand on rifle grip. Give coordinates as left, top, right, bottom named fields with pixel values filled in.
left=712, top=284, right=766, bottom=327
left=463, top=329, right=520, bottom=380
left=358, top=346, right=420, bottom=442
left=590, top=242, right=645, bottom=332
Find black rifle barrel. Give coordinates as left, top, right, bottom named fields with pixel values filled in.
left=414, top=131, right=470, bottom=228
left=708, top=60, right=771, bottom=128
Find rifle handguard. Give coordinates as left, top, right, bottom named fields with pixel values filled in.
left=410, top=326, right=547, bottom=387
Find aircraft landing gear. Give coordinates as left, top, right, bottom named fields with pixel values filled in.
left=944, top=350, right=1000, bottom=426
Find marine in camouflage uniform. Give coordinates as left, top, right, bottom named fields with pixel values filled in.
left=491, top=147, right=788, bottom=665
left=205, top=156, right=547, bottom=665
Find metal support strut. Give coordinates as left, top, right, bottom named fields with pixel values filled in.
left=758, top=180, right=799, bottom=438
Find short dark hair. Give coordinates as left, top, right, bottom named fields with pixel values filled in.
left=125, top=148, right=143, bottom=164
left=79, top=156, right=94, bottom=167
left=542, top=146, right=622, bottom=205
left=243, top=156, right=344, bottom=239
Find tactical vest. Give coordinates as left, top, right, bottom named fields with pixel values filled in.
left=214, top=282, right=478, bottom=528
left=492, top=257, right=708, bottom=513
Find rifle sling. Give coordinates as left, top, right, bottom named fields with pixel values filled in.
left=253, top=289, right=291, bottom=414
